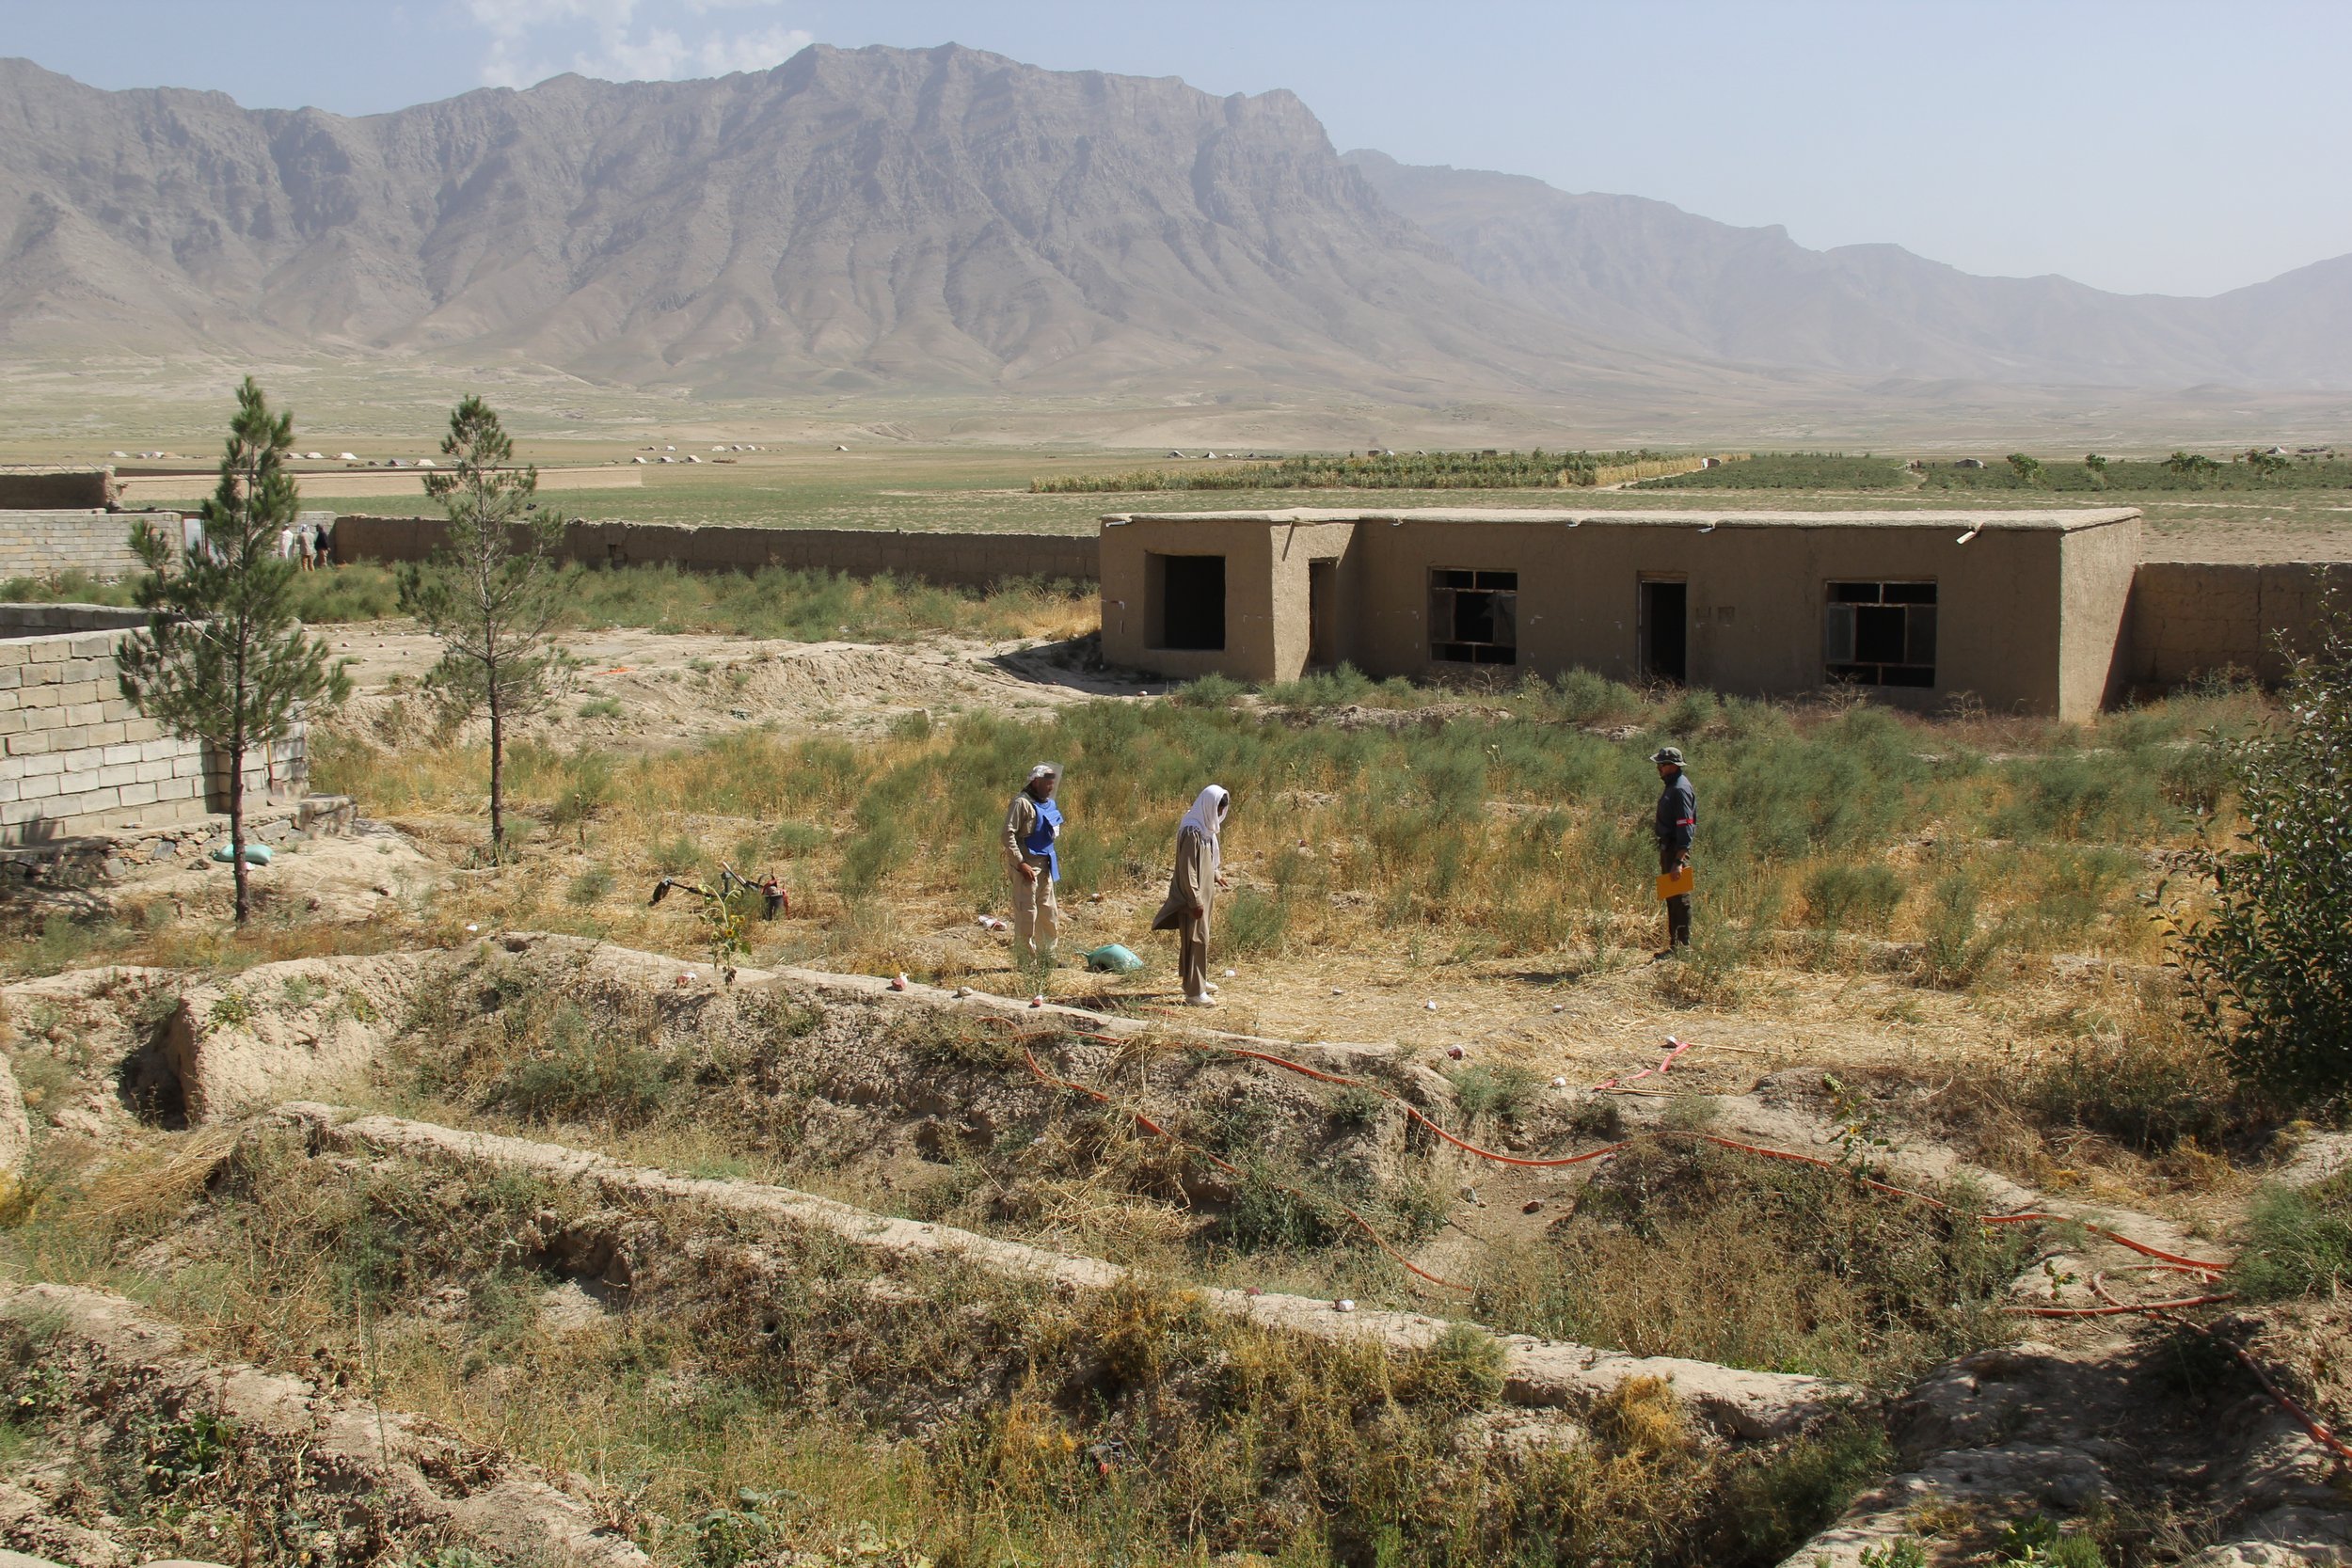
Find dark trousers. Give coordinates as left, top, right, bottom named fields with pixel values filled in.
left=1659, top=846, right=1692, bottom=949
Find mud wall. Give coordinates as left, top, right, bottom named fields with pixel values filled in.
left=0, top=510, right=150, bottom=581
left=0, top=607, right=305, bottom=847
left=331, top=515, right=1100, bottom=588
left=2127, top=562, right=2352, bottom=688
left=0, top=468, right=117, bottom=510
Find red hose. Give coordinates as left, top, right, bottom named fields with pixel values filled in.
left=972, top=1010, right=2352, bottom=1468
left=985, top=1014, right=2231, bottom=1293
left=2085, top=1268, right=2352, bottom=1467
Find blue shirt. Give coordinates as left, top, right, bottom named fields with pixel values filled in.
left=1025, top=795, right=1063, bottom=882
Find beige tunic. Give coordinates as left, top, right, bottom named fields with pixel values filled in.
left=1152, top=823, right=1215, bottom=939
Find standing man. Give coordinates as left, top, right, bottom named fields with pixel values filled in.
left=1003, top=762, right=1064, bottom=973
left=1651, top=745, right=1696, bottom=956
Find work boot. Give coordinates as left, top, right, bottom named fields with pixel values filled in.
left=1184, top=993, right=1217, bottom=1007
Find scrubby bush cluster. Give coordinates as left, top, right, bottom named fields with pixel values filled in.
left=2172, top=609, right=2352, bottom=1104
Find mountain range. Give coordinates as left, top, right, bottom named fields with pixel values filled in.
left=2, top=44, right=2346, bottom=411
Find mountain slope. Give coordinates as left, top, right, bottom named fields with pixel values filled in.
left=1343, top=150, right=2352, bottom=391
left=0, top=48, right=1727, bottom=404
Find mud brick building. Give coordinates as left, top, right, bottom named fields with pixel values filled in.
left=1097, top=507, right=2352, bottom=720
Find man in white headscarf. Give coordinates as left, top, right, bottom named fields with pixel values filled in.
left=1152, top=784, right=1230, bottom=1006
left=1003, top=762, right=1064, bottom=972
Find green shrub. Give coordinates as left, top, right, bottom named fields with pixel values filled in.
left=1718, top=1413, right=1891, bottom=1563
left=1218, top=886, right=1289, bottom=956
left=2173, top=609, right=2352, bottom=1103
left=577, top=696, right=623, bottom=720
left=1802, top=862, right=1903, bottom=931
left=1447, top=1063, right=1539, bottom=1124
left=2231, top=1173, right=2352, bottom=1301
left=497, top=1000, right=674, bottom=1127
left=565, top=865, right=614, bottom=905
left=2020, top=1027, right=2235, bottom=1152
left=1172, top=672, right=1247, bottom=708
left=1401, top=1323, right=1506, bottom=1413
left=1917, top=871, right=2011, bottom=988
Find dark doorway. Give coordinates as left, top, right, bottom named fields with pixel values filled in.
left=1307, top=560, right=1338, bottom=670
left=1148, top=553, right=1226, bottom=650
left=1641, top=578, right=1687, bottom=684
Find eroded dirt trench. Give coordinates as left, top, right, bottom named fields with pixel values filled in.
left=1, top=934, right=2347, bottom=1566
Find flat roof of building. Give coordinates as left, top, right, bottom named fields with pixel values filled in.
left=1102, top=506, right=2142, bottom=533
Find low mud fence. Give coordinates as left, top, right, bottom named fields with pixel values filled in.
left=331, top=515, right=1101, bottom=589
left=2128, top=560, right=2352, bottom=688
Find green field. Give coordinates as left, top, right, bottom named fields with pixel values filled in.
left=48, top=439, right=2352, bottom=562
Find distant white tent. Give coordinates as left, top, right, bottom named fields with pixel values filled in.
left=108, top=450, right=127, bottom=458
left=338, top=452, right=358, bottom=462
left=417, top=458, right=436, bottom=468
left=835, top=444, right=850, bottom=451
left=632, top=455, right=647, bottom=464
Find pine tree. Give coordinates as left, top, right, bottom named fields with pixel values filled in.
left=116, top=377, right=351, bottom=925
left=399, top=396, right=566, bottom=853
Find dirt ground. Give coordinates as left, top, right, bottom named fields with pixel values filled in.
left=327, top=622, right=1148, bottom=749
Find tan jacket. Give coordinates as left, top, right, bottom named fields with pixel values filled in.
left=1004, top=791, right=1044, bottom=874
left=1152, top=823, right=1216, bottom=935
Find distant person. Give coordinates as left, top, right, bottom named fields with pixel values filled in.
left=1002, top=762, right=1064, bottom=972
left=315, top=516, right=335, bottom=567
left=1153, top=785, right=1231, bottom=1006
left=278, top=524, right=297, bottom=562
left=1651, top=746, right=1696, bottom=957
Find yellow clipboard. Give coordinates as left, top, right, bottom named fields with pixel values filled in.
left=1655, top=864, right=1694, bottom=901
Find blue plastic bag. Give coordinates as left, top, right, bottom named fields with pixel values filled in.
left=1083, top=943, right=1143, bottom=974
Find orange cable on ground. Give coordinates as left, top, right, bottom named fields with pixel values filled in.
left=978, top=1010, right=2352, bottom=1469
left=2086, top=1268, right=2352, bottom=1468
left=988, top=1014, right=2227, bottom=1285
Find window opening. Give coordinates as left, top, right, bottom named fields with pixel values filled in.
left=1823, top=580, right=1936, bottom=688
left=1430, top=567, right=1518, bottom=665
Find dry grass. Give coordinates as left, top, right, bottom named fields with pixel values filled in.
left=0, top=1131, right=1889, bottom=1567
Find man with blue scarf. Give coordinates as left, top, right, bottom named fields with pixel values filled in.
left=1002, top=762, right=1064, bottom=972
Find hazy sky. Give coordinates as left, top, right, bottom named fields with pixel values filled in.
left=7, top=0, right=2345, bottom=298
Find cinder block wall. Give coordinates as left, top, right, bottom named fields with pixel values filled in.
left=2127, top=562, right=2352, bottom=687
left=331, top=515, right=1100, bottom=587
left=0, top=511, right=156, bottom=581
left=0, top=606, right=305, bottom=847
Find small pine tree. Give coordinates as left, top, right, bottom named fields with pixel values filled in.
left=116, top=377, right=351, bottom=925
left=2171, top=605, right=2352, bottom=1103
left=399, top=396, right=565, bottom=853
